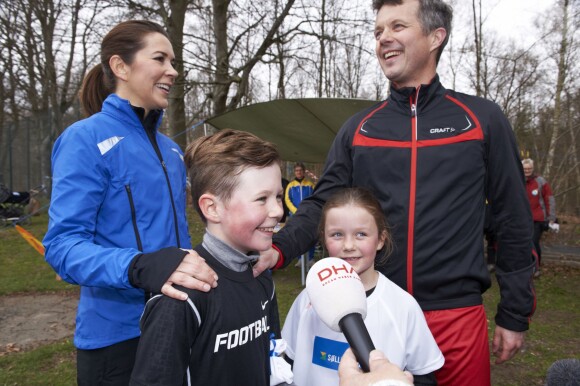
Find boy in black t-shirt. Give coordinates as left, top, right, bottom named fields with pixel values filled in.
left=130, top=129, right=284, bottom=386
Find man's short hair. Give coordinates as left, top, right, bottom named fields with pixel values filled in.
left=184, top=129, right=280, bottom=222
left=372, top=0, right=453, bottom=63
left=294, top=162, right=305, bottom=171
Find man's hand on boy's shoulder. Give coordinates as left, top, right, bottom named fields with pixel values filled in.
left=253, top=247, right=280, bottom=277
left=162, top=250, right=219, bottom=301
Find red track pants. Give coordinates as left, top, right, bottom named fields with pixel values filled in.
left=424, top=305, right=491, bottom=386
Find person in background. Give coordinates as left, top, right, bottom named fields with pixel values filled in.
left=255, top=1, right=535, bottom=385
left=282, top=188, right=443, bottom=385
left=43, top=20, right=217, bottom=385
left=285, top=162, right=316, bottom=267
left=130, top=129, right=283, bottom=386
left=522, top=158, right=556, bottom=278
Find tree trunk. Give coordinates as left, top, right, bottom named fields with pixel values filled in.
left=276, top=37, right=286, bottom=99
left=564, top=92, right=580, bottom=213
left=318, top=0, right=326, bottom=97
left=471, top=0, right=482, bottom=97
left=166, top=0, right=188, bottom=149
left=211, top=0, right=230, bottom=115
left=544, top=0, right=569, bottom=178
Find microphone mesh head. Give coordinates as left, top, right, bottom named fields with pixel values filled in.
left=306, top=257, right=367, bottom=332
left=545, top=358, right=580, bottom=386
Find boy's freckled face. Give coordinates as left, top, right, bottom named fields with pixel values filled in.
left=215, top=164, right=284, bottom=254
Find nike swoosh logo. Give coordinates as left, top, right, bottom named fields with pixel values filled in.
left=261, top=300, right=268, bottom=310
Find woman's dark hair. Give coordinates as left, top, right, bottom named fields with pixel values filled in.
left=80, top=20, right=169, bottom=117
left=319, top=187, right=393, bottom=266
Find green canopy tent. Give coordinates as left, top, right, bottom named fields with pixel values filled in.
left=205, top=98, right=379, bottom=163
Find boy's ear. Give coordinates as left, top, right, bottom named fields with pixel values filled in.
left=199, top=193, right=220, bottom=223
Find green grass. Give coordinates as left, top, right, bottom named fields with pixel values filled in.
left=0, top=340, right=76, bottom=386
left=485, top=264, right=580, bottom=385
left=0, top=215, right=73, bottom=295
left=1, top=212, right=579, bottom=385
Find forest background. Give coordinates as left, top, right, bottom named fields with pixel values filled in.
left=1, top=0, right=579, bottom=214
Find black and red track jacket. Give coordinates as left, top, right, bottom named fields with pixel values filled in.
left=273, top=76, right=536, bottom=332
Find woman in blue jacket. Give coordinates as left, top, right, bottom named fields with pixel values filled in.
left=43, top=20, right=217, bottom=385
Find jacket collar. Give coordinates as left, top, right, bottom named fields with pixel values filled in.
left=131, top=105, right=163, bottom=136
left=388, top=74, right=446, bottom=112
left=101, top=94, right=164, bottom=133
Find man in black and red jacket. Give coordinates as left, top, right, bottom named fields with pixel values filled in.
left=253, top=1, right=535, bottom=385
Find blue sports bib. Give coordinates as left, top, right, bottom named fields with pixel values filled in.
left=311, top=336, right=349, bottom=370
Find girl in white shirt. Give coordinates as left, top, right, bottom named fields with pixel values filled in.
left=282, top=187, right=444, bottom=386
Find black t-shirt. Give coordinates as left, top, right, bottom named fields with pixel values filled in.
left=130, top=245, right=276, bottom=386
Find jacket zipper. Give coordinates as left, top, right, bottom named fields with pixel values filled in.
left=407, top=88, right=420, bottom=295
left=160, top=159, right=181, bottom=247
left=125, top=185, right=143, bottom=251
left=144, top=125, right=182, bottom=249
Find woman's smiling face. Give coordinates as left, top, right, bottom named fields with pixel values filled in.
left=115, top=32, right=177, bottom=115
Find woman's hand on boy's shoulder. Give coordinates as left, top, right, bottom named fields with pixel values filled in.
left=161, top=250, right=219, bottom=301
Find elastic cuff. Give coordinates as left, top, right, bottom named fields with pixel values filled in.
left=495, top=309, right=530, bottom=332
left=495, top=261, right=536, bottom=331
left=128, top=247, right=188, bottom=293
left=272, top=244, right=284, bottom=270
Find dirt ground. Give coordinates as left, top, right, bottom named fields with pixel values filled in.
left=0, top=290, right=78, bottom=355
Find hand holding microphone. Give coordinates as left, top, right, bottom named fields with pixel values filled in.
left=339, top=349, right=414, bottom=386
left=306, top=258, right=376, bottom=372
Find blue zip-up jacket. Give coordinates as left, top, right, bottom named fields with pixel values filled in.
left=43, top=94, right=191, bottom=349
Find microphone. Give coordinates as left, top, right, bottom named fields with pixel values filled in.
left=306, top=257, right=375, bottom=372
left=545, top=358, right=580, bottom=386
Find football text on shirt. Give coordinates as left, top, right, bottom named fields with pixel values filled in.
left=213, top=316, right=270, bottom=353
